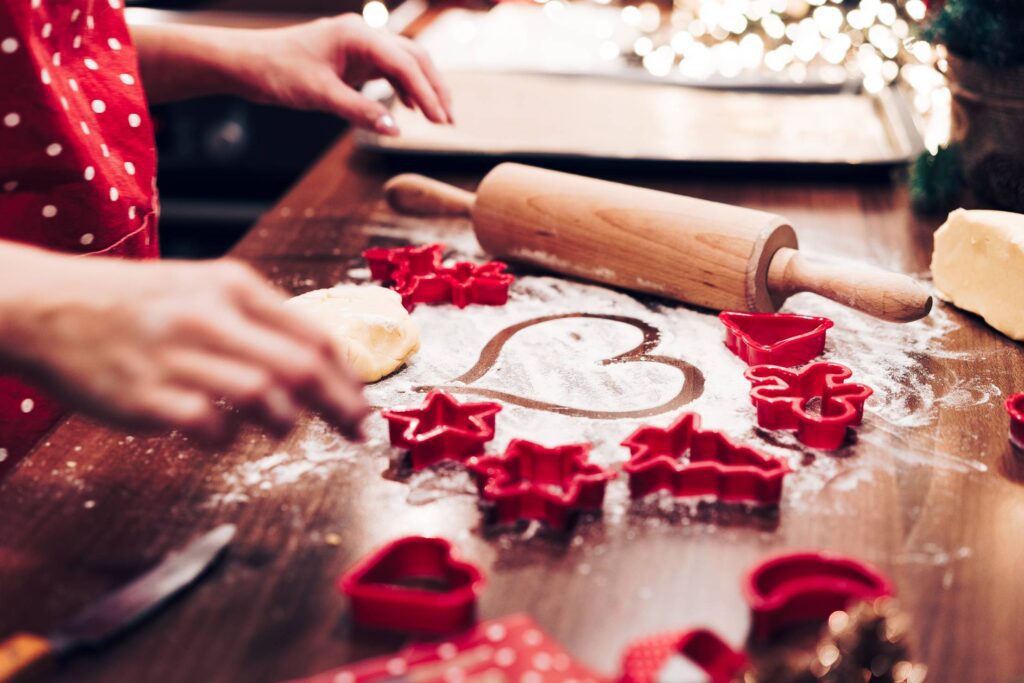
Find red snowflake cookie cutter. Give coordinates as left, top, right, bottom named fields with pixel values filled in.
left=337, top=536, right=485, bottom=635
left=720, top=311, right=833, bottom=367
left=1007, top=393, right=1024, bottom=450
left=382, top=390, right=502, bottom=471
left=621, top=413, right=788, bottom=506
left=742, top=551, right=894, bottom=642
left=745, top=362, right=873, bottom=450
left=468, top=439, right=617, bottom=532
left=620, top=628, right=749, bottom=683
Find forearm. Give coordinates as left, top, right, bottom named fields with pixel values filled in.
left=130, top=23, right=259, bottom=103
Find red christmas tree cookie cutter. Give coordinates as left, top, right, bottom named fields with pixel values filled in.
left=742, top=551, right=894, bottom=642
left=720, top=311, right=833, bottom=367
left=620, top=628, right=749, bottom=683
left=621, top=413, right=788, bottom=506
left=1007, top=393, right=1024, bottom=450
left=337, top=536, right=485, bottom=635
left=468, top=439, right=617, bottom=532
left=745, top=362, right=873, bottom=450
left=382, top=390, right=502, bottom=471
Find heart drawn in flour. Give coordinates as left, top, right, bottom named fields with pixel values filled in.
left=418, top=313, right=705, bottom=419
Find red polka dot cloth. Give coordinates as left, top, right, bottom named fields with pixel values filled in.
left=0, top=0, right=159, bottom=478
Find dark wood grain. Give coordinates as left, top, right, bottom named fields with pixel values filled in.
left=2, top=91, right=1024, bottom=683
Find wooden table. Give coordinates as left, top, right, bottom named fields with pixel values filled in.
left=3, top=117, right=1024, bottom=683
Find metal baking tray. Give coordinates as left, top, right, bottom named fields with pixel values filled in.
left=357, top=70, right=923, bottom=169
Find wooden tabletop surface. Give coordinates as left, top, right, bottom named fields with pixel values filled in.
left=3, top=89, right=1024, bottom=683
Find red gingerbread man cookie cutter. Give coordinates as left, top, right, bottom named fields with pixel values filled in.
left=382, top=390, right=502, bottom=471
left=745, top=362, right=873, bottom=450
left=622, top=413, right=788, bottom=507
left=720, top=311, right=833, bottom=367
left=468, top=439, right=617, bottom=532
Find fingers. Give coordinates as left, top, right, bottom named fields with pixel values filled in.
left=132, top=385, right=231, bottom=444
left=366, top=37, right=449, bottom=125
left=397, top=36, right=453, bottom=123
left=321, top=78, right=400, bottom=135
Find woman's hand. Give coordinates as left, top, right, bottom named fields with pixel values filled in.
left=0, top=245, right=368, bottom=444
left=133, top=15, right=452, bottom=136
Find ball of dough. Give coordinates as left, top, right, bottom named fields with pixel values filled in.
left=284, top=284, right=420, bottom=382
left=931, top=208, right=1024, bottom=341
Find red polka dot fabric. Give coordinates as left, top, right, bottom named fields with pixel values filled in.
left=0, top=0, right=159, bottom=478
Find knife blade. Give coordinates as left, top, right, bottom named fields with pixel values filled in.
left=0, top=523, right=236, bottom=682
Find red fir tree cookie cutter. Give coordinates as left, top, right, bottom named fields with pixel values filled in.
left=1007, top=393, right=1024, bottom=450
left=621, top=413, right=788, bottom=506
left=382, top=390, right=502, bottom=471
left=745, top=362, right=873, bottom=450
left=742, top=551, right=894, bottom=642
left=467, top=439, right=617, bottom=532
left=720, top=311, right=833, bottom=367
left=337, top=536, right=485, bottom=635
left=620, top=628, right=749, bottom=683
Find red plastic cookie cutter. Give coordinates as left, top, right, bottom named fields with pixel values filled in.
left=394, top=260, right=514, bottom=311
left=337, top=536, right=485, bottom=635
left=745, top=362, right=873, bottom=450
left=743, top=551, right=894, bottom=642
left=620, top=629, right=748, bottom=683
left=382, top=390, right=502, bottom=471
left=363, top=243, right=444, bottom=282
left=1007, top=393, right=1024, bottom=450
left=720, top=311, right=833, bottom=367
left=622, top=413, right=788, bottom=506
left=467, top=439, right=617, bottom=532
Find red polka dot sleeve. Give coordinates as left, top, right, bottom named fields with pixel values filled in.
left=0, top=0, right=161, bottom=477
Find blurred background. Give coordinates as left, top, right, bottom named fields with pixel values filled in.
left=130, top=0, right=954, bottom=257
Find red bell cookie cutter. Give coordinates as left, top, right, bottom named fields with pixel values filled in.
left=622, top=413, right=788, bottom=506
left=363, top=243, right=444, bottom=282
left=394, top=260, right=514, bottom=311
left=720, top=311, right=833, bottom=367
left=620, top=628, right=749, bottom=683
left=468, top=439, right=616, bottom=532
left=1007, top=393, right=1024, bottom=450
left=745, top=362, right=873, bottom=450
left=743, top=551, right=894, bottom=641
left=338, top=536, right=485, bottom=635
left=382, top=390, right=502, bottom=471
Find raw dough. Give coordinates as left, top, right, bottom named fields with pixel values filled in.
left=285, top=284, right=420, bottom=382
left=931, top=208, right=1024, bottom=341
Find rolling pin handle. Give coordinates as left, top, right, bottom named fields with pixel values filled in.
left=767, top=247, right=933, bottom=323
left=384, top=174, right=475, bottom=218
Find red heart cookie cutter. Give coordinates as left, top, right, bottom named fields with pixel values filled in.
left=1007, top=393, right=1024, bottom=450
left=337, top=536, right=486, bottom=635
left=468, top=439, right=617, bottom=532
left=382, top=390, right=502, bottom=471
left=620, top=628, right=748, bottom=683
left=745, top=362, right=873, bottom=450
left=743, top=551, right=894, bottom=642
left=621, top=413, right=788, bottom=506
left=720, top=311, right=833, bottom=367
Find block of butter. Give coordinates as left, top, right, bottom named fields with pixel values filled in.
left=931, top=208, right=1024, bottom=341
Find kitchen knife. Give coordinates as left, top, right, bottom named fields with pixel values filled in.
left=0, top=523, right=236, bottom=682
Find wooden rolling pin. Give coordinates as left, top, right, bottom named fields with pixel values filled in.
left=384, top=163, right=932, bottom=322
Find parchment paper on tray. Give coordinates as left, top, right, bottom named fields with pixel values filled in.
left=358, top=71, right=921, bottom=166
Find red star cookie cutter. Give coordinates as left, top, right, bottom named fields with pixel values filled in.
left=337, top=536, right=485, bottom=635
left=467, top=439, right=617, bottom=532
left=362, top=242, right=514, bottom=311
left=620, top=628, right=749, bottom=683
left=742, top=551, right=894, bottom=642
left=745, top=362, right=873, bottom=450
left=382, top=390, right=502, bottom=471
left=720, top=311, right=833, bottom=367
left=621, top=413, right=788, bottom=506
left=1007, top=393, right=1024, bottom=450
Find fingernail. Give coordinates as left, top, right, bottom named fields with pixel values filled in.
left=375, top=113, right=399, bottom=136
